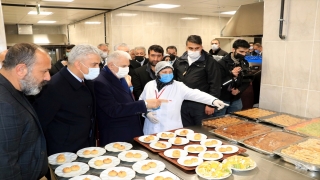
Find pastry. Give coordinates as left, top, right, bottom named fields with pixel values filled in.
left=191, top=157, right=198, bottom=163
left=168, top=133, right=175, bottom=138
left=219, top=148, right=226, bottom=152
left=117, top=145, right=125, bottom=150
left=141, top=164, right=150, bottom=171
left=103, top=158, right=112, bottom=164
left=83, top=150, right=90, bottom=155
left=133, top=153, right=142, bottom=158
left=83, top=178, right=91, bottom=180
left=234, top=108, right=275, bottom=118
left=164, top=178, right=173, bottom=180
left=211, top=153, right=219, bottom=158
left=154, top=176, right=164, bottom=180
left=94, top=160, right=103, bottom=166
left=202, top=116, right=243, bottom=128
left=205, top=140, right=218, bottom=146
left=90, top=149, right=98, bottom=155
left=187, top=146, right=195, bottom=152
left=108, top=170, right=117, bottom=177
left=113, top=143, right=120, bottom=148
left=155, top=142, right=166, bottom=148
left=56, top=156, right=65, bottom=163
left=204, top=153, right=211, bottom=158
left=180, top=130, right=188, bottom=136
left=71, top=165, right=80, bottom=171
left=172, top=150, right=180, bottom=158
left=57, top=154, right=65, bottom=158
left=62, top=167, right=71, bottom=173
left=265, top=114, right=306, bottom=126
left=144, top=135, right=155, bottom=142
left=194, top=133, right=201, bottom=140
left=161, top=133, right=168, bottom=138
left=226, top=147, right=233, bottom=151
left=196, top=146, right=204, bottom=152
left=118, top=171, right=127, bottom=178
left=125, top=152, right=134, bottom=158
left=174, top=137, right=182, bottom=144
left=184, top=159, right=192, bottom=165
left=147, top=161, right=157, bottom=168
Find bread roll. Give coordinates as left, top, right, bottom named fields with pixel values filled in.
left=90, top=149, right=98, bottom=155
left=103, top=158, right=112, bottom=164
left=108, top=170, right=117, bottom=177
left=133, top=153, right=142, bottom=158
left=62, top=167, right=71, bottom=173
left=94, top=160, right=103, bottom=166
left=118, top=171, right=127, bottom=178
left=71, top=165, right=80, bottom=171
left=83, top=150, right=90, bottom=155
left=141, top=164, right=150, bottom=171
left=147, top=161, right=157, bottom=168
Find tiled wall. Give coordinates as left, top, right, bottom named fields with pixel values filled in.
left=260, top=0, right=320, bottom=118
left=0, top=4, right=6, bottom=51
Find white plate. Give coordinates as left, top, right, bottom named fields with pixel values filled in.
left=69, top=175, right=101, bottom=180
left=100, top=166, right=135, bottom=180
left=76, top=147, right=106, bottom=158
left=215, top=145, right=239, bottom=154
left=132, top=160, right=166, bottom=175
left=168, top=137, right=189, bottom=145
left=48, top=152, right=77, bottom=165
left=55, top=162, right=89, bottom=178
left=156, top=132, right=176, bottom=139
left=174, top=129, right=194, bottom=137
left=138, top=135, right=159, bottom=143
left=186, top=133, right=207, bottom=141
left=222, top=158, right=257, bottom=172
left=177, top=156, right=203, bottom=167
left=195, top=161, right=232, bottom=180
left=149, top=141, right=172, bottom=150
left=198, top=151, right=223, bottom=161
left=88, top=156, right=120, bottom=169
left=200, top=139, right=223, bottom=148
left=145, top=171, right=180, bottom=180
left=184, top=145, right=207, bottom=153
left=105, top=142, right=133, bottom=152
left=163, top=149, right=188, bottom=159
left=118, top=150, right=148, bottom=162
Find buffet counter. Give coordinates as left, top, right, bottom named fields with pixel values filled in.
left=52, top=125, right=320, bottom=180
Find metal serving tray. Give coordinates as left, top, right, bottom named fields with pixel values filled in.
left=258, top=113, right=310, bottom=128
left=232, top=108, right=279, bottom=121
left=284, top=118, right=320, bottom=138
left=202, top=114, right=248, bottom=129
left=239, top=130, right=306, bottom=156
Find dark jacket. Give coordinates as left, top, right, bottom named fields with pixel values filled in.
left=208, top=48, right=228, bottom=56
left=0, top=74, right=47, bottom=180
left=49, top=59, right=65, bottom=76
left=94, top=67, right=145, bottom=145
left=132, top=63, right=156, bottom=100
left=33, top=67, right=96, bottom=156
left=174, top=50, right=221, bottom=98
left=129, top=60, right=141, bottom=77
left=217, top=53, right=251, bottom=102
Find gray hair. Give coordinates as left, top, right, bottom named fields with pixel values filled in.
left=68, top=44, right=101, bottom=64
left=114, top=43, right=130, bottom=51
left=134, top=46, right=146, bottom=53
left=97, top=43, right=108, bottom=48
left=107, top=50, right=131, bottom=64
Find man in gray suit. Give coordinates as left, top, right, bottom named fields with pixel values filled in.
left=0, top=43, right=51, bottom=179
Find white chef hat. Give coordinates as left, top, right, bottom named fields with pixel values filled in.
left=155, top=61, right=174, bottom=75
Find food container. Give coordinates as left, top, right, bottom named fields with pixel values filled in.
left=232, top=108, right=279, bottom=121
left=258, top=113, right=309, bottom=128
left=284, top=118, right=320, bottom=138
left=202, top=114, right=247, bottom=129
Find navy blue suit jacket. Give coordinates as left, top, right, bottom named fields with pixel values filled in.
left=94, top=67, right=146, bottom=145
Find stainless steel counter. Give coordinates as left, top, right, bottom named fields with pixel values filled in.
left=52, top=125, right=320, bottom=180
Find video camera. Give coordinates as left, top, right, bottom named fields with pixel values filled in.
left=222, top=59, right=254, bottom=88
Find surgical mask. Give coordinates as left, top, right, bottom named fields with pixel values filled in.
left=113, top=63, right=129, bottom=78
left=66, top=52, right=69, bottom=57
left=102, top=52, right=108, bottom=59
left=129, top=86, right=133, bottom=92
left=80, top=62, right=100, bottom=80
left=249, top=46, right=253, bottom=50
left=211, top=44, right=219, bottom=51
left=169, top=54, right=176, bottom=61
left=234, top=52, right=245, bottom=60
left=255, top=49, right=261, bottom=54
left=159, top=73, right=174, bottom=83
left=188, top=50, right=201, bottom=60
left=135, top=56, right=144, bottom=62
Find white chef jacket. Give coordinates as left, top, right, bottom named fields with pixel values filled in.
left=139, top=80, right=217, bottom=135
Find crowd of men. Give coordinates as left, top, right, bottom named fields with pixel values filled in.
left=0, top=35, right=260, bottom=179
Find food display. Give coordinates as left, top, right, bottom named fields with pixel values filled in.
left=174, top=129, right=194, bottom=137
left=202, top=116, right=244, bottom=128
left=177, top=156, right=203, bottom=167
left=100, top=167, right=135, bottom=180
left=215, top=145, right=239, bottom=154
left=132, top=160, right=166, bottom=174
left=55, top=162, right=90, bottom=178
left=163, top=149, right=188, bottom=159
left=186, top=133, right=207, bottom=141
left=223, top=155, right=256, bottom=171
left=234, top=108, right=276, bottom=119
left=168, top=137, right=189, bottom=145
left=105, top=142, right=133, bottom=152
left=77, top=147, right=106, bottom=158
left=280, top=139, right=320, bottom=165
left=184, top=145, right=207, bottom=153
left=243, top=131, right=304, bottom=153
left=198, top=151, right=223, bottom=161
left=196, top=161, right=231, bottom=179
left=263, top=114, right=307, bottom=127
left=213, top=122, right=272, bottom=141
left=88, top=156, right=120, bottom=169
left=286, top=118, right=320, bottom=137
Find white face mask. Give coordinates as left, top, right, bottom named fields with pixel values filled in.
left=249, top=46, right=253, bottom=50
left=211, top=44, right=219, bottom=51
left=188, top=50, right=201, bottom=60
left=113, top=63, right=129, bottom=78
left=102, top=52, right=108, bottom=58
left=80, top=62, right=100, bottom=80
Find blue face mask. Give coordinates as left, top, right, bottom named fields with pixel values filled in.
left=255, top=49, right=260, bottom=54
left=159, top=73, right=174, bottom=83
left=129, top=86, right=133, bottom=92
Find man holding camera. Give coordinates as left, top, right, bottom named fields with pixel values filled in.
left=213, top=39, right=251, bottom=116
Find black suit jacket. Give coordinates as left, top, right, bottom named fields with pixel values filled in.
left=49, top=59, right=65, bottom=76
left=131, top=63, right=155, bottom=100
left=34, top=67, right=96, bottom=156
left=128, top=60, right=141, bottom=77
left=0, top=74, right=47, bottom=180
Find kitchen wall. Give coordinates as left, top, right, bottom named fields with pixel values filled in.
left=260, top=0, right=320, bottom=118
left=0, top=3, right=6, bottom=51
left=5, top=24, right=64, bottom=34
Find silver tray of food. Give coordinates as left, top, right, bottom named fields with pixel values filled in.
left=239, top=130, right=306, bottom=156
left=209, top=121, right=274, bottom=143
left=284, top=118, right=320, bottom=138
left=274, top=138, right=320, bottom=171
left=232, top=108, right=279, bottom=121
left=202, top=114, right=248, bottom=129
left=257, top=112, right=310, bottom=128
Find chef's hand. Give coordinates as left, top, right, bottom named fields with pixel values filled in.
left=205, top=105, right=215, bottom=115
left=145, top=99, right=168, bottom=109
left=146, top=112, right=159, bottom=124
left=231, top=67, right=241, bottom=77
left=213, top=100, right=229, bottom=110
left=231, top=88, right=240, bottom=95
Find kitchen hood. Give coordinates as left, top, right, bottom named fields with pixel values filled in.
left=221, top=2, right=264, bottom=37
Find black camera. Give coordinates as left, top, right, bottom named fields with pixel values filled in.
left=222, top=59, right=254, bottom=88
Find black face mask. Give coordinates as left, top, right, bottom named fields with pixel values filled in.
left=135, top=56, right=145, bottom=62
left=234, top=52, right=245, bottom=60
left=169, top=54, right=176, bottom=61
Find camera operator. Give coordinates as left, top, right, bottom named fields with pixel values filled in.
left=213, top=39, right=251, bottom=116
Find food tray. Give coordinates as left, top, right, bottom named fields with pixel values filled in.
left=210, top=122, right=274, bottom=143
left=274, top=138, right=320, bottom=171
left=202, top=114, right=248, bottom=129
left=284, top=118, right=320, bottom=138
left=258, top=113, right=309, bottom=128
left=239, top=130, right=305, bottom=155
left=232, top=108, right=279, bottom=120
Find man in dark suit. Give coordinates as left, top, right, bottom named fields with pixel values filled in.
left=33, top=44, right=101, bottom=156
left=0, top=43, right=50, bottom=179
left=134, top=46, right=149, bottom=67
left=113, top=43, right=140, bottom=77
left=50, top=44, right=75, bottom=76
left=94, top=51, right=163, bottom=145
left=132, top=45, right=164, bottom=100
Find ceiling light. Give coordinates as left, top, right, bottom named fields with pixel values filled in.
left=220, top=11, right=236, bottom=15
left=181, top=17, right=199, bottom=20
left=42, top=0, right=74, bottom=2
left=28, top=11, right=52, bottom=15
left=116, top=13, right=137, bottom=17
left=85, top=22, right=101, bottom=24
left=38, top=20, right=56, bottom=23
left=149, top=4, right=180, bottom=9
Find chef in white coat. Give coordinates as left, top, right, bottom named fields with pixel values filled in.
left=139, top=61, right=228, bottom=135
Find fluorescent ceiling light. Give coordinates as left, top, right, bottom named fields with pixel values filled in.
left=42, top=0, right=74, bottom=2
left=116, top=13, right=137, bottom=17
left=38, top=20, right=56, bottom=23
left=149, top=4, right=180, bottom=9
left=220, top=11, right=236, bottom=15
left=181, top=17, right=199, bottom=20
left=28, top=11, right=52, bottom=15
left=85, top=22, right=101, bottom=24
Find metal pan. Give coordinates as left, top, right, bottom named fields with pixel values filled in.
left=202, top=114, right=248, bottom=129
left=232, top=108, right=279, bottom=121
left=258, top=113, right=310, bottom=128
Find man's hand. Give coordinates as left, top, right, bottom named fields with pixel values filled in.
left=231, top=67, right=241, bottom=77
left=205, top=105, right=215, bottom=115
left=145, top=99, right=168, bottom=109
left=231, top=88, right=240, bottom=95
